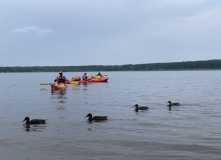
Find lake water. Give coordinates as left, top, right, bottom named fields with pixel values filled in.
left=0, top=71, right=221, bottom=160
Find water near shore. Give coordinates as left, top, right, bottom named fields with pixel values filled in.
left=0, top=71, right=221, bottom=160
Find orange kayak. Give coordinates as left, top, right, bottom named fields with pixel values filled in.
left=51, top=83, right=68, bottom=91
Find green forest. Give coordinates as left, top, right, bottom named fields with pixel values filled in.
left=1, top=59, right=221, bottom=72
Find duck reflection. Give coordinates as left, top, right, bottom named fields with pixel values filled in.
left=168, top=105, right=172, bottom=111
left=23, top=124, right=47, bottom=132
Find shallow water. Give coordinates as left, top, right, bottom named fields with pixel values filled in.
left=0, top=71, right=221, bottom=160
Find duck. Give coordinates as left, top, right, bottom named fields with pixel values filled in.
left=23, top=117, right=47, bottom=124
left=168, top=101, right=180, bottom=106
left=134, top=104, right=149, bottom=112
left=85, top=113, right=108, bottom=122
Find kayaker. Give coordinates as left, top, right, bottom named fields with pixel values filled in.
left=96, top=72, right=102, bottom=76
left=82, top=72, right=90, bottom=80
left=54, top=71, right=66, bottom=83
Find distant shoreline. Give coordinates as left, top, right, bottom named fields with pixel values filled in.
left=1, top=69, right=221, bottom=74
left=1, top=59, right=221, bottom=73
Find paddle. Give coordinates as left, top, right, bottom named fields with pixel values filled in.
left=40, top=83, right=53, bottom=85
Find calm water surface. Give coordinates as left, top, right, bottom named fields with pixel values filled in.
left=0, top=71, right=221, bottom=160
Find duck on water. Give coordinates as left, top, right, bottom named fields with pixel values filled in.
left=85, top=113, right=108, bottom=122
left=23, top=117, right=47, bottom=124
left=167, top=101, right=180, bottom=106
left=134, top=104, right=149, bottom=112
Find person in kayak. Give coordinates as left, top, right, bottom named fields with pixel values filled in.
left=96, top=72, right=102, bottom=76
left=54, top=71, right=66, bottom=83
left=82, top=72, right=90, bottom=80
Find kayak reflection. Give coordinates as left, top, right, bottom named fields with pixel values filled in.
left=51, top=90, right=67, bottom=103
left=51, top=89, right=66, bottom=96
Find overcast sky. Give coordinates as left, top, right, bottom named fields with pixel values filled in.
left=1, top=0, right=221, bottom=66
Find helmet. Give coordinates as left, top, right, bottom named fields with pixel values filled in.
left=59, top=71, right=62, bottom=74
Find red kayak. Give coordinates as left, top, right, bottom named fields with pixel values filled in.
left=66, top=77, right=109, bottom=83
left=87, top=77, right=109, bottom=82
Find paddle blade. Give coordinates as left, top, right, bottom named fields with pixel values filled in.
left=40, top=83, right=50, bottom=85
left=70, top=81, right=79, bottom=85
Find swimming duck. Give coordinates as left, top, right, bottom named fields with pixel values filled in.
left=168, top=101, right=180, bottom=106
left=85, top=113, right=108, bottom=122
left=23, top=117, right=47, bottom=124
left=134, top=104, right=149, bottom=112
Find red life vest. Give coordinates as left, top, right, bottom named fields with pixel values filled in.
left=82, top=74, right=87, bottom=80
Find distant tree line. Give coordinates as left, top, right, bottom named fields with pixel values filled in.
left=1, top=59, right=221, bottom=73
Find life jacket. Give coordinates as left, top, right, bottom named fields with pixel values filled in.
left=56, top=76, right=66, bottom=83
left=82, top=74, right=87, bottom=80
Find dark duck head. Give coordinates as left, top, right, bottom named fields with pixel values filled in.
left=85, top=113, right=108, bottom=122
left=23, top=117, right=47, bottom=124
